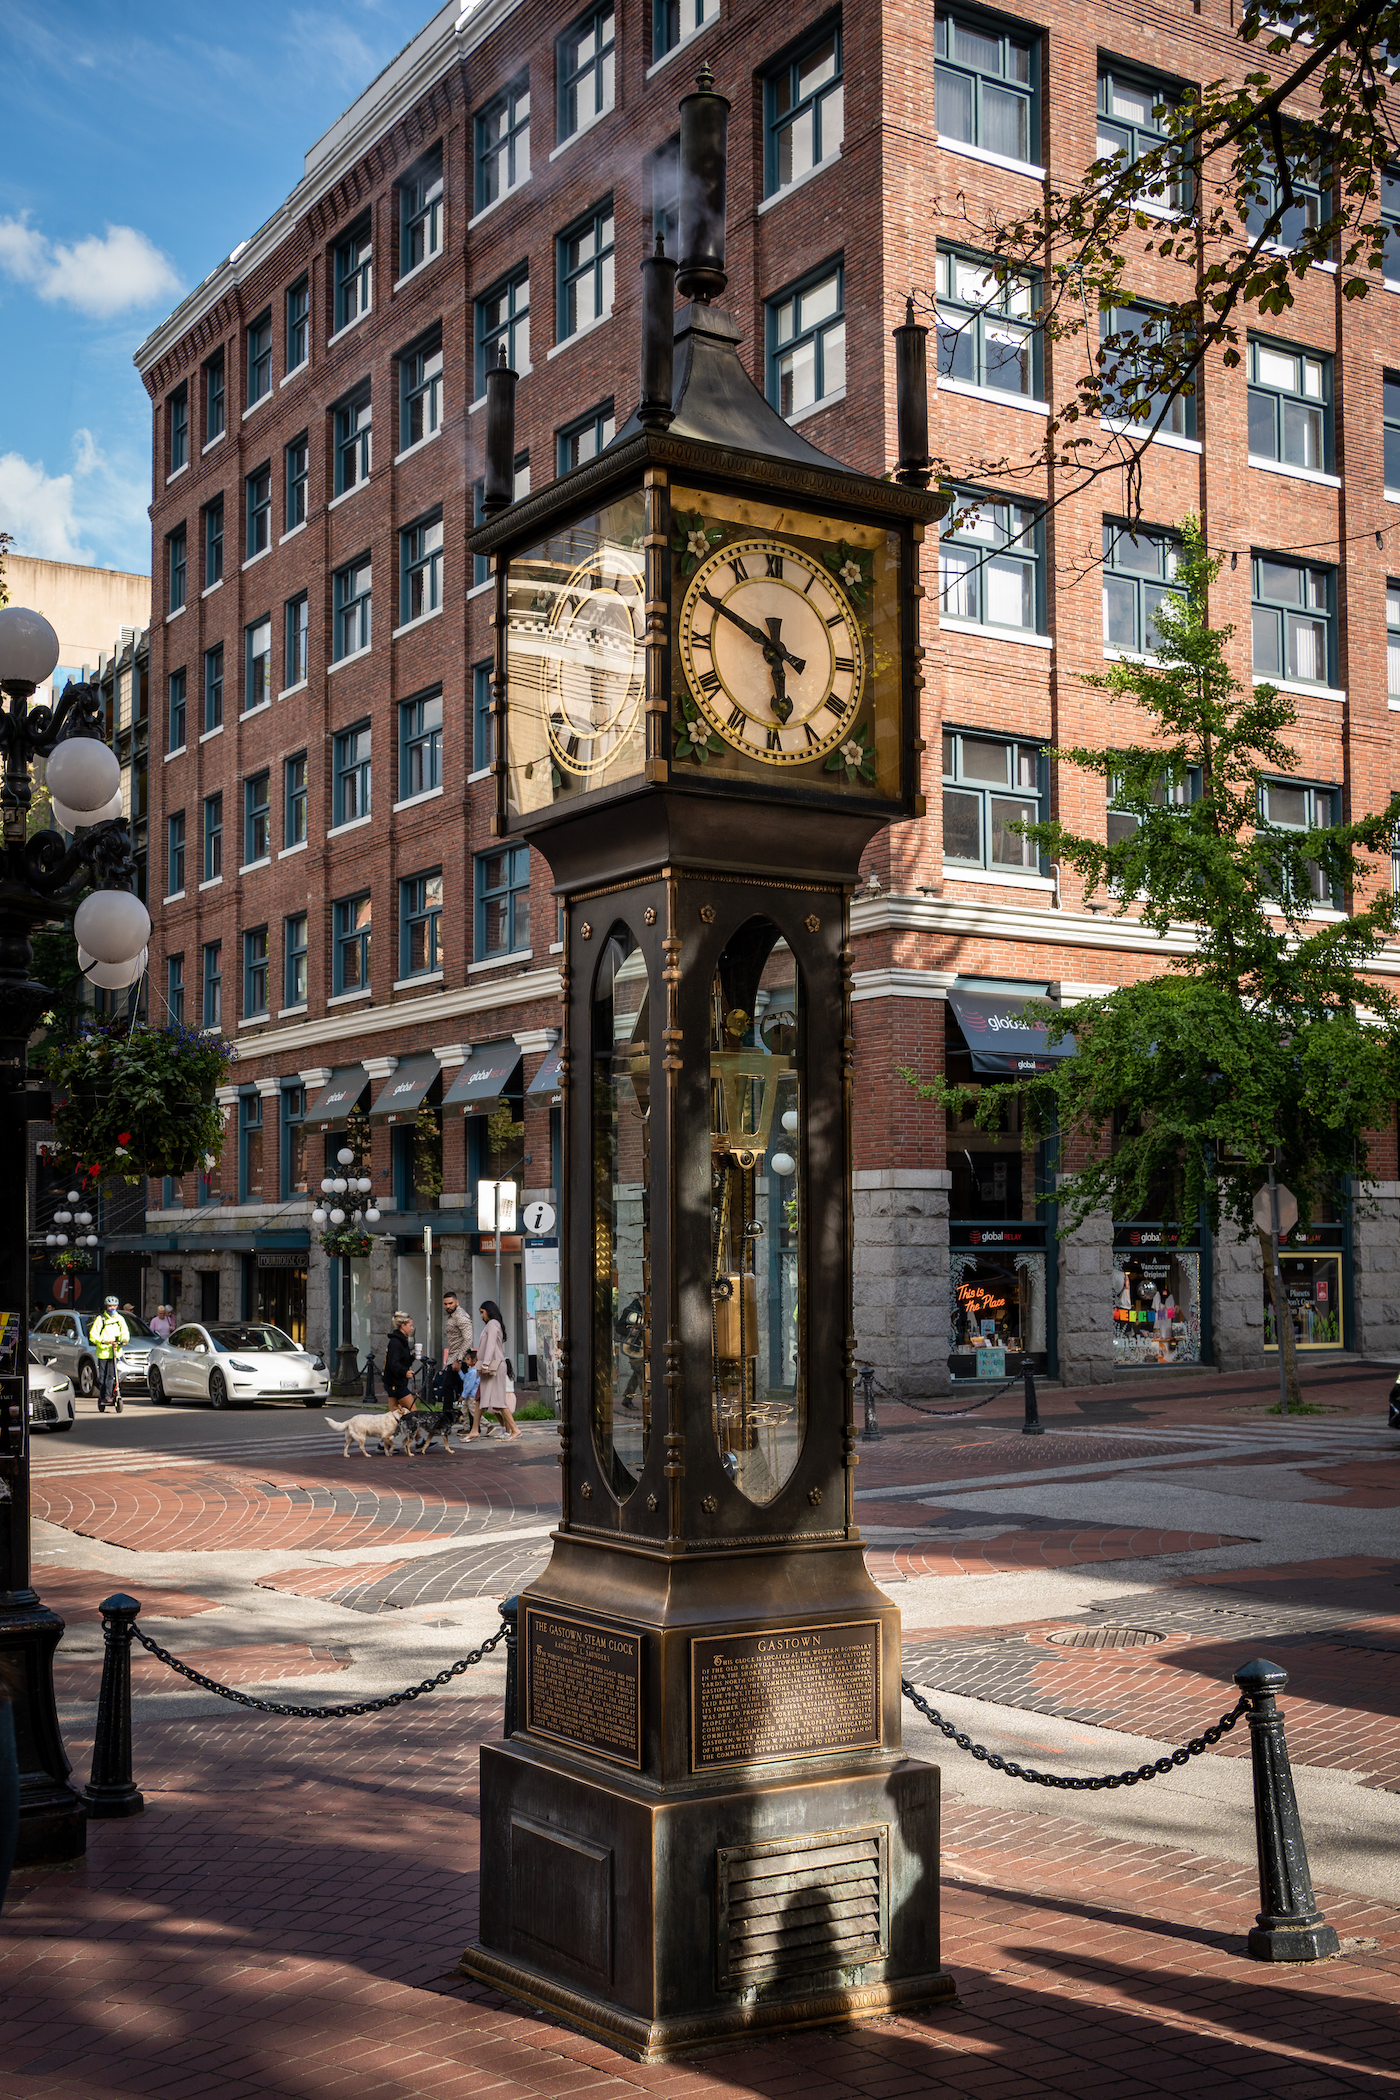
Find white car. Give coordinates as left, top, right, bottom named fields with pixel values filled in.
left=146, top=1321, right=330, bottom=1409
left=27, top=1345, right=75, bottom=1432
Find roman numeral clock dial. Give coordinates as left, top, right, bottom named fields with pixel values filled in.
left=677, top=537, right=865, bottom=767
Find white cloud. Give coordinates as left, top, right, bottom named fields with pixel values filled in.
left=0, top=428, right=152, bottom=572
left=0, top=213, right=180, bottom=318
left=0, top=451, right=84, bottom=563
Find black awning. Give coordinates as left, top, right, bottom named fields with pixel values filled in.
left=367, top=1055, right=441, bottom=1123
left=946, top=986, right=1075, bottom=1076
left=526, top=1044, right=563, bottom=1098
left=441, top=1043, right=523, bottom=1110
left=304, top=1065, right=369, bottom=1129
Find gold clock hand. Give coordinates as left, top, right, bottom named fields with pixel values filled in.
left=697, top=590, right=807, bottom=676
left=764, top=616, right=805, bottom=682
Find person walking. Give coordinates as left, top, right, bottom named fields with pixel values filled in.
left=441, top=1292, right=472, bottom=1419
left=89, top=1296, right=129, bottom=1414
left=468, top=1300, right=519, bottom=1440
left=383, top=1312, right=415, bottom=1403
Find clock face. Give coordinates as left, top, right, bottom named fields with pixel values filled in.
left=677, top=537, right=865, bottom=766
left=544, top=555, right=646, bottom=778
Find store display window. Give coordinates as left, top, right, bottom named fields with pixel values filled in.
left=1265, top=1251, right=1343, bottom=1349
left=949, top=1244, right=1047, bottom=1379
left=1111, top=1242, right=1202, bottom=1365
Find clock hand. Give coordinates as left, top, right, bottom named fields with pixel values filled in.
left=698, top=590, right=807, bottom=675
left=765, top=621, right=793, bottom=723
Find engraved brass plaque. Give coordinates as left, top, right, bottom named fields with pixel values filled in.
left=691, top=1620, right=882, bottom=1770
left=523, top=1607, right=643, bottom=1768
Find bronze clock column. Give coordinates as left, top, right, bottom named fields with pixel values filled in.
left=461, top=68, right=952, bottom=2061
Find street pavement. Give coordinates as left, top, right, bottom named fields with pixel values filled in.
left=2, top=1361, right=1398, bottom=2096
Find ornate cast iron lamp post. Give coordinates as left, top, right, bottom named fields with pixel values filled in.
left=0, top=604, right=149, bottom=1863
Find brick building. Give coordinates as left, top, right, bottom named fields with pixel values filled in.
left=132, top=0, right=1400, bottom=1387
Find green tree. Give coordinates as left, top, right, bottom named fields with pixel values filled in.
left=906, top=521, right=1400, bottom=1406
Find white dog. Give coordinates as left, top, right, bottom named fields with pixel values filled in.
left=325, top=1398, right=417, bottom=1458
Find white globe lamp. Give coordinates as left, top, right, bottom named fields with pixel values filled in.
left=84, top=947, right=147, bottom=991
left=329, top=1207, right=345, bottom=1225
left=337, top=1147, right=355, bottom=1166
left=45, top=739, right=121, bottom=817
left=769, top=1152, right=796, bottom=1178
left=0, top=607, right=60, bottom=687
left=73, top=890, right=151, bottom=965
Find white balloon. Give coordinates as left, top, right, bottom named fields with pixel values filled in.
left=74, top=890, right=151, bottom=964
left=769, top=1151, right=797, bottom=1178
left=0, top=606, right=60, bottom=684
left=83, top=946, right=148, bottom=990
left=45, top=738, right=120, bottom=816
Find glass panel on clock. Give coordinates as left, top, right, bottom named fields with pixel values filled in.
left=505, top=491, right=647, bottom=814
left=709, top=920, right=805, bottom=1505
left=592, top=924, right=651, bottom=1501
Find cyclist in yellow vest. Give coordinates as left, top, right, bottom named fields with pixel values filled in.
left=89, top=1297, right=129, bottom=1414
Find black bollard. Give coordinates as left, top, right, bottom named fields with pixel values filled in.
left=84, top=1595, right=144, bottom=1819
left=858, top=1366, right=882, bottom=1442
left=501, top=1594, right=519, bottom=1738
left=361, top=1351, right=378, bottom=1404
left=1021, top=1354, right=1044, bottom=1436
left=1234, top=1658, right=1338, bottom=1961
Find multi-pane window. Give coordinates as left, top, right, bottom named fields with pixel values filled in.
left=1247, top=341, right=1331, bottom=472
left=651, top=137, right=680, bottom=254
left=1102, top=522, right=1183, bottom=654
left=401, top=515, right=444, bottom=622
left=656, top=0, right=717, bottom=59
left=167, top=954, right=185, bottom=1025
left=558, top=401, right=615, bottom=471
left=238, top=1090, right=263, bottom=1198
left=284, top=915, right=308, bottom=1008
left=1107, top=766, right=1197, bottom=847
left=203, top=644, right=224, bottom=732
left=400, top=872, right=443, bottom=977
left=400, top=334, right=443, bottom=447
left=476, top=75, right=531, bottom=211
left=1389, top=583, right=1400, bottom=702
left=476, top=269, right=529, bottom=393
left=476, top=845, right=531, bottom=956
left=936, top=250, right=1037, bottom=398
left=245, top=618, right=272, bottom=711
left=168, top=668, right=187, bottom=750
left=286, top=276, right=309, bottom=371
left=1252, top=557, right=1334, bottom=686
left=244, top=771, right=271, bottom=863
left=400, top=146, right=444, bottom=276
left=246, top=463, right=272, bottom=556
left=285, top=432, right=309, bottom=529
left=246, top=310, right=272, bottom=406
left=935, top=11, right=1037, bottom=165
left=334, top=556, right=372, bottom=659
left=939, top=489, right=1042, bottom=632
left=1384, top=374, right=1400, bottom=493
left=334, top=894, right=372, bottom=994
left=282, top=1083, right=309, bottom=1194
left=202, top=941, right=222, bottom=1028
left=243, top=928, right=269, bottom=1018
left=334, top=219, right=373, bottom=331
left=473, top=457, right=529, bottom=586
left=1242, top=135, right=1327, bottom=250
left=1099, top=303, right=1195, bottom=436
left=558, top=201, right=614, bottom=340
left=284, top=754, right=308, bottom=847
left=764, top=27, right=843, bottom=197
left=285, top=593, right=309, bottom=689
left=400, top=692, right=443, bottom=797
left=768, top=261, right=845, bottom=418
left=1096, top=69, right=1187, bottom=209
left=203, top=792, right=223, bottom=881
left=559, top=5, right=615, bottom=142
left=169, top=386, right=188, bottom=472
left=942, top=732, right=1044, bottom=872
left=167, top=812, right=186, bottom=894
left=473, top=659, right=494, bottom=767
left=1260, top=779, right=1340, bottom=904
left=168, top=526, right=186, bottom=612
left=204, top=352, right=225, bottom=443
left=204, top=497, right=224, bottom=589
left=334, top=389, right=372, bottom=494
left=333, top=723, right=371, bottom=824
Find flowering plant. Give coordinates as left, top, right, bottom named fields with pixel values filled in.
left=674, top=694, right=725, bottom=763
left=319, top=1226, right=373, bottom=1259
left=52, top=1248, right=94, bottom=1274
left=825, top=719, right=877, bottom=784
left=824, top=540, right=873, bottom=609
left=48, top=1020, right=233, bottom=1183
left=671, top=510, right=725, bottom=576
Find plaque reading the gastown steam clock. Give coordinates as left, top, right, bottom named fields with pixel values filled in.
left=691, top=1620, right=882, bottom=1770
left=523, top=1607, right=643, bottom=1768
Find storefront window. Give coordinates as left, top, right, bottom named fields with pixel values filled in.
left=1266, top=1250, right=1343, bottom=1348
left=591, top=925, right=651, bottom=1498
left=948, top=1089, right=1037, bottom=1218
left=949, top=1247, right=1046, bottom=1378
left=710, top=922, right=804, bottom=1503
left=1112, top=1240, right=1202, bottom=1365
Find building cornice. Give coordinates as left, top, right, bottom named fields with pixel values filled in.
left=133, top=0, right=525, bottom=379
left=228, top=966, right=561, bottom=1067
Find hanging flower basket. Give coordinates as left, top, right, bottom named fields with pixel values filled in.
left=47, top=1020, right=233, bottom=1183
left=52, top=1248, right=94, bottom=1274
left=319, top=1226, right=374, bottom=1260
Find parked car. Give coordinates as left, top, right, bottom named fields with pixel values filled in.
left=146, top=1323, right=330, bottom=1409
left=31, top=1308, right=158, bottom=1396
left=27, top=1345, right=75, bottom=1432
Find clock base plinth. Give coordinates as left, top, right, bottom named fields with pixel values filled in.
left=462, top=1739, right=954, bottom=2063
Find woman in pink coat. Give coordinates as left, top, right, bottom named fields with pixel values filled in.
left=468, top=1300, right=520, bottom=1440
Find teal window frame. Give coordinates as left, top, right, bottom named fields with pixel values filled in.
left=1259, top=776, right=1342, bottom=905
left=334, top=389, right=372, bottom=495
left=286, top=276, right=309, bottom=370
left=934, top=10, right=1038, bottom=165
left=937, top=486, right=1043, bottom=634
left=281, top=1083, right=308, bottom=1197
left=202, top=792, right=222, bottom=881
left=1388, top=581, right=1400, bottom=701
left=243, top=929, right=269, bottom=1020
left=167, top=953, right=184, bottom=1025
left=473, top=657, right=493, bottom=767
left=558, top=5, right=614, bottom=142
left=245, top=617, right=271, bottom=712
left=246, top=310, right=272, bottom=406
left=169, top=385, right=188, bottom=472
left=238, top=1089, right=262, bottom=1199
left=936, top=247, right=1039, bottom=399
left=475, top=268, right=529, bottom=395
left=167, top=812, right=185, bottom=895
left=475, top=75, right=530, bottom=211
left=655, top=0, right=717, bottom=60
left=204, top=352, right=225, bottom=442
left=285, top=593, right=309, bottom=689
left=202, top=940, right=222, bottom=1028
left=1099, top=301, right=1196, bottom=437
left=400, top=512, right=444, bottom=623
left=168, top=668, right=186, bottom=751
left=1102, top=521, right=1183, bottom=655
left=472, top=457, right=527, bottom=585
left=475, top=844, right=530, bottom=957
left=1097, top=66, right=1188, bottom=209
left=1242, top=133, right=1328, bottom=251
left=284, top=913, right=308, bottom=1007
left=557, top=199, right=614, bottom=342
left=245, top=463, right=272, bottom=557
left=333, top=556, right=372, bottom=660
left=333, top=722, right=371, bottom=825
left=767, top=258, right=845, bottom=418
left=400, top=691, right=443, bottom=798
left=334, top=220, right=373, bottom=331
left=1247, top=338, right=1331, bottom=472
left=400, top=145, right=444, bottom=275
left=244, top=771, right=270, bottom=864
left=333, top=892, right=372, bottom=994
left=284, top=754, right=308, bottom=848
left=203, top=644, right=223, bottom=732
left=941, top=729, right=1047, bottom=874
left=204, top=496, right=224, bottom=588
left=763, top=22, right=843, bottom=198
left=400, top=870, right=443, bottom=977
left=1251, top=555, right=1334, bottom=686
left=168, top=526, right=186, bottom=612
left=285, top=432, right=309, bottom=529
left=557, top=400, right=615, bottom=472
left=400, top=332, right=443, bottom=447
left=1107, top=760, right=1200, bottom=847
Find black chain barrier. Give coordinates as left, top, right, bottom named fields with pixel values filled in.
left=902, top=1677, right=1247, bottom=1789
left=129, top=1621, right=507, bottom=1720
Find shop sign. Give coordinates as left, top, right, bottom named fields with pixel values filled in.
left=1114, top=1225, right=1200, bottom=1249
left=951, top=1223, right=1047, bottom=1249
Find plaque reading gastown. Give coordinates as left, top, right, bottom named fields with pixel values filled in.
left=523, top=1607, right=643, bottom=1768
left=691, top=1620, right=882, bottom=1770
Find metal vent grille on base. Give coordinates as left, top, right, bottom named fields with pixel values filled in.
left=716, top=1824, right=888, bottom=1988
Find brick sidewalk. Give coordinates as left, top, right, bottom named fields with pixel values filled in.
left=3, top=1695, right=1397, bottom=2100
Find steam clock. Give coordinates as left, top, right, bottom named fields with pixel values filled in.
left=461, top=67, right=953, bottom=2059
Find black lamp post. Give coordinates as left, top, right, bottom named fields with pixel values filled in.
left=0, top=604, right=148, bottom=1864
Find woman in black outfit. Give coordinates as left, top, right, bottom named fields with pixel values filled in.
left=383, top=1312, right=415, bottom=1401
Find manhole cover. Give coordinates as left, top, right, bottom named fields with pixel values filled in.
left=1045, top=1625, right=1166, bottom=1650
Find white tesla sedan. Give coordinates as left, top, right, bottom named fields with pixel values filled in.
left=146, top=1322, right=330, bottom=1409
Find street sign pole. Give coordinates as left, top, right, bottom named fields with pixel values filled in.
left=1269, top=1159, right=1288, bottom=1417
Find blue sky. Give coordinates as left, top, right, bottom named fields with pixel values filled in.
left=0, top=0, right=425, bottom=579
